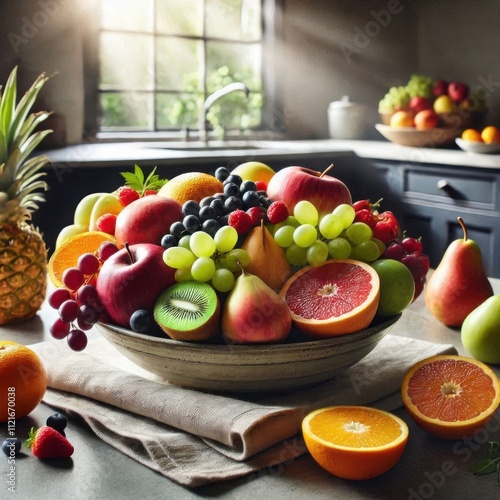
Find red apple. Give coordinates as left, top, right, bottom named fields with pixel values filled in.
left=433, top=79, right=448, bottom=96
left=414, top=109, right=440, bottom=130
left=114, top=195, right=182, bottom=246
left=266, top=166, right=352, bottom=216
left=448, top=82, right=469, bottom=102
left=96, top=243, right=175, bottom=328
left=409, top=96, right=432, bottom=114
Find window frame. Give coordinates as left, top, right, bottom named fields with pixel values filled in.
left=82, top=0, right=283, bottom=141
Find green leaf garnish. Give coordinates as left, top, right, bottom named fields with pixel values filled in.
left=120, top=165, right=167, bottom=196
left=470, top=441, right=500, bottom=486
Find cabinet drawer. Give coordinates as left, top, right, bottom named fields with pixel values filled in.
left=403, top=169, right=497, bottom=209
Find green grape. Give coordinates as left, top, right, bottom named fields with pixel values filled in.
left=274, top=225, right=295, bottom=248
left=211, top=268, right=236, bottom=292
left=190, top=231, right=216, bottom=258
left=318, top=213, right=343, bottom=240
left=293, top=224, right=318, bottom=248
left=225, top=249, right=250, bottom=272
left=191, top=256, right=216, bottom=282
left=273, top=216, right=300, bottom=233
left=350, top=240, right=381, bottom=262
left=214, top=225, right=238, bottom=253
left=294, top=200, right=319, bottom=226
left=372, top=238, right=386, bottom=257
left=286, top=244, right=308, bottom=267
left=307, top=240, right=329, bottom=267
left=332, top=204, right=355, bottom=229
left=178, top=235, right=191, bottom=250
left=327, top=237, right=352, bottom=259
left=345, top=222, right=373, bottom=244
left=174, top=268, right=193, bottom=282
left=163, top=247, right=196, bottom=269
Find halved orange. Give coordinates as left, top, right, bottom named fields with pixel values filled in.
left=157, top=172, right=223, bottom=204
left=302, top=406, right=409, bottom=480
left=401, top=355, right=500, bottom=440
left=48, top=231, right=118, bottom=288
left=279, top=259, right=380, bottom=337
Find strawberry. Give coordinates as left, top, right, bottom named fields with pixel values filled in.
left=266, top=201, right=289, bottom=224
left=26, top=426, right=74, bottom=459
left=373, top=211, right=400, bottom=244
left=354, top=208, right=376, bottom=228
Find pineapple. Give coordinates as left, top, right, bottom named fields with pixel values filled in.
left=0, top=67, right=52, bottom=325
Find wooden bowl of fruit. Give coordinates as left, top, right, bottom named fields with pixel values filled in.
left=375, top=124, right=461, bottom=148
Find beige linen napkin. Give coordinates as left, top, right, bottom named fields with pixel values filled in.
left=32, top=335, right=456, bottom=487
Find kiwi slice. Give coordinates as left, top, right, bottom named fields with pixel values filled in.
left=154, top=281, right=220, bottom=341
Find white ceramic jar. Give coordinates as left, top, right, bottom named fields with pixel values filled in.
left=328, top=96, right=367, bottom=140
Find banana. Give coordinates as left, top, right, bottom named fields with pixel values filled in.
left=89, top=193, right=124, bottom=231
left=73, top=192, right=108, bottom=229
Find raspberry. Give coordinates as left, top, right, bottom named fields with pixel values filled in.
left=143, top=189, right=158, bottom=196
left=266, top=201, right=289, bottom=224
left=117, top=186, right=140, bottom=206
left=228, top=209, right=253, bottom=235
left=255, top=180, right=267, bottom=192
left=246, top=206, right=266, bottom=226
left=96, top=213, right=117, bottom=235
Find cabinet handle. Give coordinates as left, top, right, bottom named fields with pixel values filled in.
left=437, top=179, right=461, bottom=199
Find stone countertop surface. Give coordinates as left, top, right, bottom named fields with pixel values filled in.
left=42, top=138, right=500, bottom=169
left=1, top=276, right=500, bottom=500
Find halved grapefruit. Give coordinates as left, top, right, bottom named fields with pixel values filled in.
left=279, top=259, right=380, bottom=338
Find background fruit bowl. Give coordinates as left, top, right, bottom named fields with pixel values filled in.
left=375, top=124, right=461, bottom=148
left=95, top=314, right=401, bottom=393
left=455, top=138, right=500, bottom=154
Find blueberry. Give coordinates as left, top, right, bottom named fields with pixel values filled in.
left=202, top=219, right=220, bottom=236
left=240, top=180, right=257, bottom=194
left=242, top=190, right=260, bottom=208
left=223, top=182, right=240, bottom=198
left=182, top=200, right=200, bottom=217
left=200, top=196, right=215, bottom=208
left=46, top=413, right=68, bottom=434
left=183, top=214, right=201, bottom=233
left=161, top=234, right=177, bottom=249
left=210, top=198, right=226, bottom=216
left=214, top=193, right=226, bottom=201
left=224, top=196, right=243, bottom=212
left=224, top=174, right=242, bottom=186
left=170, top=221, right=186, bottom=239
left=2, top=438, right=21, bottom=457
left=217, top=214, right=229, bottom=227
left=199, top=206, right=217, bottom=222
left=130, top=309, right=153, bottom=334
left=215, top=166, right=230, bottom=182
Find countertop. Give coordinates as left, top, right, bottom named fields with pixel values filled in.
left=1, top=277, right=500, bottom=500
left=42, top=138, right=500, bottom=170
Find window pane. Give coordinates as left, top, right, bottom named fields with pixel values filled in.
left=156, top=37, right=203, bottom=91
left=100, top=33, right=153, bottom=90
left=100, top=92, right=153, bottom=130
left=101, top=0, right=154, bottom=32
left=156, top=92, right=203, bottom=129
left=155, top=0, right=203, bottom=36
left=206, top=0, right=262, bottom=41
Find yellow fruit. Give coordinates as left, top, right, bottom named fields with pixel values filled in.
left=461, top=129, right=483, bottom=142
left=433, top=95, right=455, bottom=114
left=157, top=172, right=223, bottom=205
left=55, top=223, right=87, bottom=249
left=89, top=193, right=123, bottom=231
left=231, top=161, right=276, bottom=184
left=74, top=192, right=108, bottom=228
left=481, top=126, right=500, bottom=144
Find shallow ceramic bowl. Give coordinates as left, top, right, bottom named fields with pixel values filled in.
left=455, top=138, right=500, bottom=154
left=375, top=124, right=461, bottom=147
left=95, top=314, right=401, bottom=393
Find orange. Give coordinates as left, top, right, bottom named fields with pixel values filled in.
left=0, top=341, right=48, bottom=422
left=461, top=128, right=483, bottom=142
left=48, top=231, right=118, bottom=288
left=481, top=125, right=500, bottom=144
left=157, top=172, right=223, bottom=205
left=302, top=406, right=409, bottom=480
left=401, top=355, right=500, bottom=440
left=279, top=259, right=380, bottom=338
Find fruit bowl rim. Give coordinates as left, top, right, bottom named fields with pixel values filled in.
left=375, top=123, right=462, bottom=147
left=455, top=138, right=500, bottom=154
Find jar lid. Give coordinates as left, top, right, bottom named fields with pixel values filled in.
left=329, top=96, right=365, bottom=110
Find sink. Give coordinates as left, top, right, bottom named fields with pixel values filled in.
left=142, top=140, right=289, bottom=152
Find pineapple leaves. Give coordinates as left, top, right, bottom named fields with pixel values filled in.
left=0, top=66, right=18, bottom=146
left=12, top=110, right=52, bottom=151
left=18, top=129, right=53, bottom=166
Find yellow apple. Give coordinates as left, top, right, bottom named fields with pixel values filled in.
left=55, top=224, right=87, bottom=249
left=231, top=161, right=276, bottom=184
left=389, top=110, right=414, bottom=128
left=433, top=95, right=455, bottom=114
left=89, top=193, right=124, bottom=231
left=74, top=192, right=108, bottom=229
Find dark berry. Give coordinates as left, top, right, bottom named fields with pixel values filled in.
left=240, top=180, right=257, bottom=194
left=224, top=182, right=240, bottom=198
left=215, top=166, right=230, bottom=182
left=183, top=214, right=201, bottom=233
left=242, top=190, right=260, bottom=208
left=130, top=309, right=153, bottom=333
left=170, top=221, right=186, bottom=239
left=46, top=413, right=68, bottom=434
left=161, top=234, right=177, bottom=249
left=210, top=198, right=226, bottom=216
left=2, top=437, right=21, bottom=457
left=182, top=200, right=200, bottom=217
left=199, top=206, right=217, bottom=222
left=224, top=174, right=242, bottom=186
left=200, top=196, right=215, bottom=207
left=202, top=219, right=220, bottom=236
left=217, top=214, right=229, bottom=226
left=224, top=196, right=243, bottom=212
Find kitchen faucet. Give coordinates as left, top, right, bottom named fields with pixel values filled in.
left=200, top=82, right=250, bottom=143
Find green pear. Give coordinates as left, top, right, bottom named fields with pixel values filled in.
left=425, top=217, right=493, bottom=327
left=461, top=296, right=500, bottom=364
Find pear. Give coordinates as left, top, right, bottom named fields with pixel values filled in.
left=461, top=296, right=500, bottom=364
left=425, top=217, right=493, bottom=327
left=241, top=220, right=293, bottom=292
left=221, top=267, right=292, bottom=344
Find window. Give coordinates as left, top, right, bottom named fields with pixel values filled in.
left=98, top=0, right=276, bottom=136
